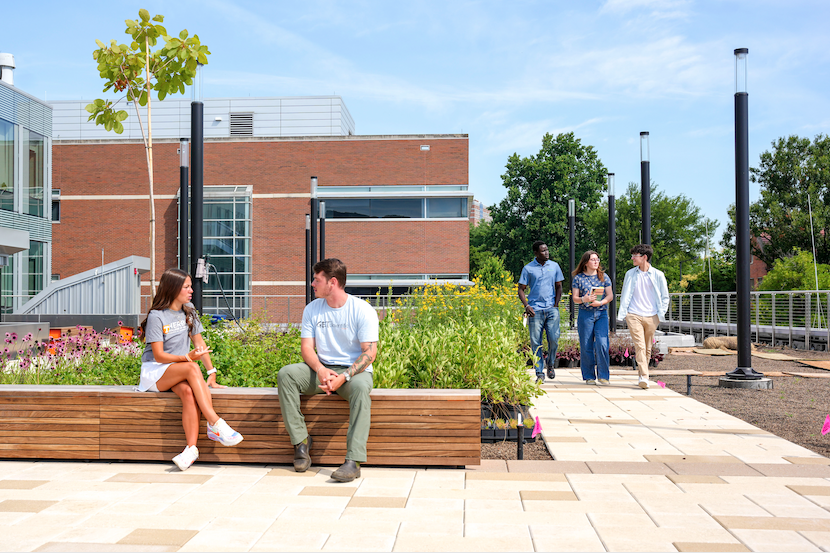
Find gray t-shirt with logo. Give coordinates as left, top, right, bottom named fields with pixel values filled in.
left=141, top=305, right=204, bottom=363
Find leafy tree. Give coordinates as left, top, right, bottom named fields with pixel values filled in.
left=485, top=132, right=607, bottom=282
left=757, top=249, right=830, bottom=291
left=721, top=134, right=830, bottom=267
left=85, top=9, right=210, bottom=298
left=679, top=251, right=737, bottom=293
left=583, top=182, right=718, bottom=291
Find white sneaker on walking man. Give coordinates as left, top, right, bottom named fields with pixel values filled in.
left=616, top=244, right=669, bottom=389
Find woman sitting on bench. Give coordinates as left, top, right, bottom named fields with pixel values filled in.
left=139, top=268, right=243, bottom=471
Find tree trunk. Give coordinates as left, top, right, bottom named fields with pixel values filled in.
left=145, top=37, right=156, bottom=302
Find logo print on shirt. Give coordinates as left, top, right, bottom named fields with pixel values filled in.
left=317, top=321, right=348, bottom=329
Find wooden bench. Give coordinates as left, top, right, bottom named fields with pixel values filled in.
left=0, top=385, right=481, bottom=466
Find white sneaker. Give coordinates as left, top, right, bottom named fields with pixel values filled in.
left=638, top=377, right=649, bottom=389
left=173, top=445, right=198, bottom=471
left=207, top=418, right=244, bottom=446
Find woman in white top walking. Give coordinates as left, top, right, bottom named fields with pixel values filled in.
left=139, top=268, right=243, bottom=471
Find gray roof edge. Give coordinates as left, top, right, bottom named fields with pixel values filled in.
left=0, top=80, right=53, bottom=110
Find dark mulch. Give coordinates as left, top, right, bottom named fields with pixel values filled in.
left=481, top=345, right=830, bottom=461
left=481, top=437, right=552, bottom=460
left=654, top=346, right=830, bottom=458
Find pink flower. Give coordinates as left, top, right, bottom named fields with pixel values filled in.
left=118, top=321, right=123, bottom=326
left=822, top=415, right=830, bottom=436
left=657, top=381, right=666, bottom=388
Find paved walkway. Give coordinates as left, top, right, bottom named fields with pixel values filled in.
left=2, top=369, right=830, bottom=552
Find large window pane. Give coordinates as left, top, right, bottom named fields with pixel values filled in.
left=0, top=119, right=13, bottom=212
left=24, top=130, right=45, bottom=217
left=427, top=197, right=467, bottom=218
left=325, top=198, right=423, bottom=219
left=24, top=241, right=44, bottom=299
left=0, top=255, right=13, bottom=314
left=326, top=199, right=371, bottom=218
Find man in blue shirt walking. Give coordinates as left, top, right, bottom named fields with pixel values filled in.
left=518, top=241, right=564, bottom=383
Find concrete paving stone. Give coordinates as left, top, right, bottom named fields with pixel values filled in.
left=0, top=511, right=33, bottom=525
left=665, top=462, right=764, bottom=476
left=106, top=473, right=214, bottom=485
left=519, top=490, right=577, bottom=501
left=39, top=499, right=107, bottom=516
left=784, top=456, right=830, bottom=465
left=465, top=480, right=571, bottom=492
left=82, top=513, right=214, bottom=530
left=403, top=498, right=464, bottom=511
left=201, top=516, right=278, bottom=533
left=410, top=488, right=517, bottom=500
left=667, top=474, right=726, bottom=485
left=622, top=480, right=686, bottom=494
left=118, top=528, right=198, bottom=547
left=744, top=492, right=830, bottom=518
left=347, top=496, right=407, bottom=508
left=468, top=471, right=567, bottom=481
left=464, top=498, right=524, bottom=511
left=322, top=533, right=397, bottom=552
left=587, top=511, right=657, bottom=528
left=35, top=544, right=177, bottom=553
left=51, top=526, right=134, bottom=544
left=788, top=484, right=830, bottom=496
left=649, top=512, right=731, bottom=531
left=0, top=499, right=58, bottom=512
left=524, top=499, right=649, bottom=514
left=465, top=522, right=531, bottom=539
left=250, top=530, right=329, bottom=552
left=799, top=531, right=830, bottom=550
left=586, top=461, right=674, bottom=475
left=463, top=460, right=507, bottom=472
left=697, top=499, right=776, bottom=518
left=749, top=463, right=830, bottom=478
left=11, top=512, right=91, bottom=529
left=392, top=535, right=534, bottom=552
left=715, top=516, right=830, bottom=531
left=178, top=530, right=264, bottom=552
left=673, top=542, right=750, bottom=552
left=159, top=501, right=249, bottom=519
left=299, top=485, right=357, bottom=497
left=397, top=519, right=462, bottom=537
left=543, top=436, right=587, bottom=442
left=352, top=486, right=413, bottom=498
left=272, top=505, right=345, bottom=522
left=174, top=491, right=249, bottom=506
left=0, top=480, right=48, bottom=489
left=342, top=506, right=462, bottom=524
left=265, top=467, right=322, bottom=478
left=593, top=529, right=678, bottom=552
left=729, top=529, right=821, bottom=552
left=645, top=454, right=743, bottom=464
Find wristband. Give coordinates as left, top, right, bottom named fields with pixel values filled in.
left=207, top=368, right=217, bottom=375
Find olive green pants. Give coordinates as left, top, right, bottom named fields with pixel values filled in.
left=276, top=362, right=373, bottom=463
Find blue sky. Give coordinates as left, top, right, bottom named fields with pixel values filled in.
left=5, top=1, right=830, bottom=244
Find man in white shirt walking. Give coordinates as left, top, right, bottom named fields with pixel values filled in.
left=616, top=244, right=669, bottom=389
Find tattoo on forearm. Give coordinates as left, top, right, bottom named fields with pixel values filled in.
left=348, top=351, right=373, bottom=377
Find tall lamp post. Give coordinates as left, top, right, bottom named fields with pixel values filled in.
left=568, top=199, right=575, bottom=329
left=640, top=132, right=651, bottom=246
left=179, top=138, right=189, bottom=273
left=727, top=48, right=762, bottom=380
left=190, top=64, right=204, bottom=312
left=607, top=173, right=617, bottom=332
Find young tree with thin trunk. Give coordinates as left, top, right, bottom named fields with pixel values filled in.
left=85, top=9, right=210, bottom=301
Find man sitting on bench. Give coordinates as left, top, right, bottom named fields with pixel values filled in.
left=277, top=258, right=379, bottom=482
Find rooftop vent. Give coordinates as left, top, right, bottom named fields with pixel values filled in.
left=229, top=112, right=253, bottom=136
left=0, top=53, right=15, bottom=86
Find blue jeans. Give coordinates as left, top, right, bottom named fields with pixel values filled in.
left=528, top=307, right=560, bottom=376
left=578, top=309, right=610, bottom=381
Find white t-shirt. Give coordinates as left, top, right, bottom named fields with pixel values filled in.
left=301, top=295, right=380, bottom=370
left=628, top=268, right=659, bottom=317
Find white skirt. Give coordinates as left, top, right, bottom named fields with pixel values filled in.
left=139, top=361, right=172, bottom=392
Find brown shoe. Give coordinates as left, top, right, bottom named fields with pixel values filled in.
left=331, top=460, right=361, bottom=482
left=293, top=435, right=312, bottom=472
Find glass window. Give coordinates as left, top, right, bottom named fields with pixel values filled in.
left=427, top=198, right=468, bottom=218
left=23, top=130, right=45, bottom=217
left=325, top=198, right=423, bottom=219
left=180, top=189, right=252, bottom=319
left=52, top=199, right=60, bottom=222
left=24, top=241, right=44, bottom=300
left=0, top=119, right=13, bottom=212
left=0, top=254, right=13, bottom=314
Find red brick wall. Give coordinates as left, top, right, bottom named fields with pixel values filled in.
left=52, top=136, right=470, bottom=291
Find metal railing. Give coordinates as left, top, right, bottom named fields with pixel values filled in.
left=664, top=291, right=830, bottom=350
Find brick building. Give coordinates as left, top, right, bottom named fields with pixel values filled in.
left=50, top=97, right=470, bottom=322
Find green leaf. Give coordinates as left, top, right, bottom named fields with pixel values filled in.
left=84, top=103, right=96, bottom=113
left=131, top=41, right=139, bottom=50
left=154, top=25, right=167, bottom=36
left=139, top=8, right=150, bottom=22
left=116, top=110, right=129, bottom=122
left=179, top=29, right=188, bottom=40
left=104, top=118, right=113, bottom=132
left=95, top=39, right=105, bottom=48
left=197, top=52, right=208, bottom=65
left=158, top=89, right=167, bottom=101
left=114, top=121, right=124, bottom=134
left=152, top=14, right=164, bottom=22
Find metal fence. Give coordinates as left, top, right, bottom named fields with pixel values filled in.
left=664, top=291, right=830, bottom=350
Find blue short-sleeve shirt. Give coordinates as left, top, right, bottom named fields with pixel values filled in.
left=572, top=272, right=613, bottom=312
left=519, top=259, right=564, bottom=310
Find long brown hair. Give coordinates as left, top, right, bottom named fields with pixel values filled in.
left=140, top=268, right=196, bottom=336
left=572, top=250, right=605, bottom=282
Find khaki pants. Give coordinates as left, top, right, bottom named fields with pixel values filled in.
left=625, top=314, right=659, bottom=379
left=277, top=362, right=373, bottom=463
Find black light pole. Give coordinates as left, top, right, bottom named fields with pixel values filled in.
left=305, top=214, right=312, bottom=305
left=190, top=65, right=204, bottom=313
left=568, top=199, right=575, bottom=329
left=179, top=138, right=189, bottom=272
left=640, top=132, right=651, bottom=246
left=310, top=177, right=318, bottom=282
left=727, top=48, right=762, bottom=380
left=319, top=200, right=326, bottom=261
left=607, top=173, right=617, bottom=333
